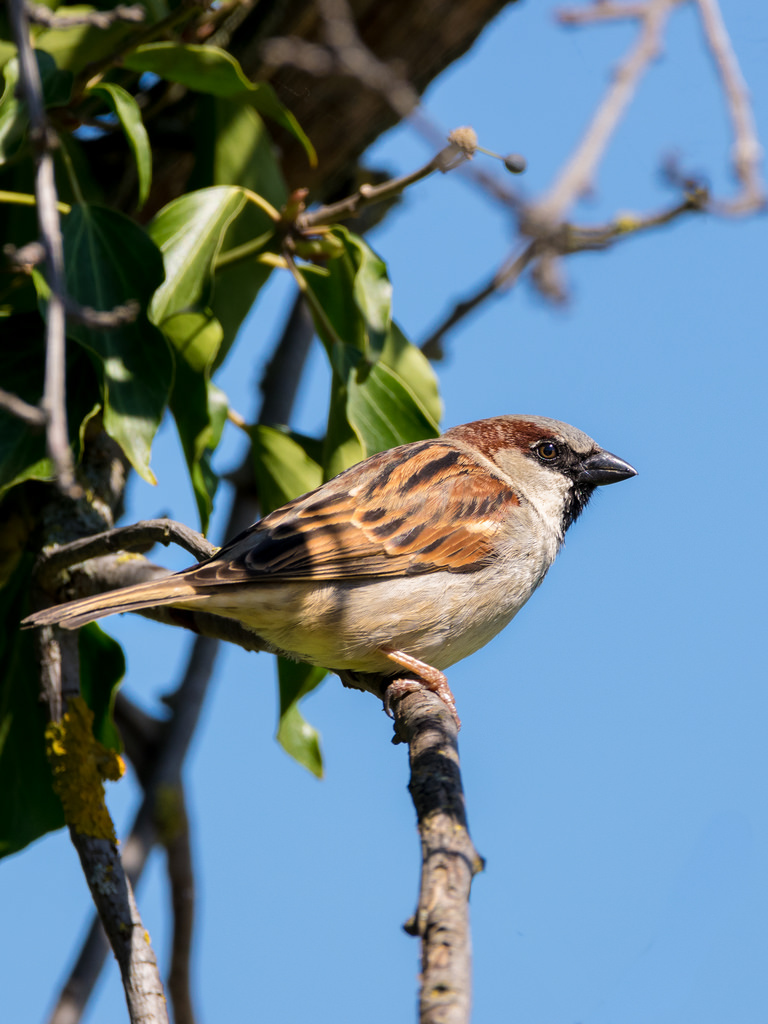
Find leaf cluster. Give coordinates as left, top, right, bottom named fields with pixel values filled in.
left=0, top=0, right=442, bottom=856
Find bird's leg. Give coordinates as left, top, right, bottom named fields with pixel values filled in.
left=381, top=648, right=461, bottom=729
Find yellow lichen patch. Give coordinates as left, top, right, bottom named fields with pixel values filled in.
left=45, top=697, right=124, bottom=842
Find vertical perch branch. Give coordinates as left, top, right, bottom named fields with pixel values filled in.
left=390, top=688, right=484, bottom=1024
left=6, top=0, right=78, bottom=496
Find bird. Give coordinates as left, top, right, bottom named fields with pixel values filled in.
left=23, top=415, right=636, bottom=726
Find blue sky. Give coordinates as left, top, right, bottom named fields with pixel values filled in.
left=4, top=2, right=768, bottom=1022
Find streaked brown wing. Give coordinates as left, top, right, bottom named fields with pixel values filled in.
left=189, top=439, right=520, bottom=585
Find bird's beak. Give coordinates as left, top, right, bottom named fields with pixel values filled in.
left=577, top=450, right=637, bottom=486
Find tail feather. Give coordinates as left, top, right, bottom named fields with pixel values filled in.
left=22, top=575, right=205, bottom=631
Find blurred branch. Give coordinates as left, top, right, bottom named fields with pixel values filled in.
left=0, top=386, right=47, bottom=428
left=7, top=0, right=76, bottom=496
left=694, top=0, right=766, bottom=213
left=26, top=3, right=146, bottom=28
left=423, top=0, right=764, bottom=354
left=163, top=788, right=197, bottom=1024
left=262, top=0, right=419, bottom=120
left=388, top=686, right=483, bottom=1024
left=538, top=0, right=678, bottom=229
left=421, top=188, right=707, bottom=355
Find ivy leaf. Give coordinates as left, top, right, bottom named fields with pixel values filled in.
left=162, top=312, right=228, bottom=532
left=0, top=558, right=64, bottom=858
left=26, top=9, right=147, bottom=76
left=0, top=51, right=72, bottom=165
left=148, top=185, right=248, bottom=324
left=249, top=424, right=323, bottom=514
left=300, top=236, right=440, bottom=478
left=87, top=82, right=151, bottom=209
left=60, top=204, right=172, bottom=484
left=276, top=660, right=325, bottom=778
left=249, top=425, right=326, bottom=774
left=302, top=226, right=392, bottom=364
left=0, top=321, right=99, bottom=499
left=123, top=43, right=316, bottom=165
left=206, top=98, right=286, bottom=362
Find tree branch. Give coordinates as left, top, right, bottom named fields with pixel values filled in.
left=298, top=128, right=478, bottom=231
left=35, top=519, right=217, bottom=590
left=389, top=687, right=483, bottom=1024
left=26, top=3, right=146, bottom=28
left=37, top=624, right=169, bottom=1024
left=6, top=0, right=77, bottom=496
left=694, top=0, right=766, bottom=213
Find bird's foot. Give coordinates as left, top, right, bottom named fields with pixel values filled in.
left=381, top=648, right=461, bottom=729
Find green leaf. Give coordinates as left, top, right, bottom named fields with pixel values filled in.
left=206, top=98, right=287, bottom=360
left=27, top=9, right=149, bottom=76
left=60, top=204, right=172, bottom=484
left=78, top=623, right=125, bottom=752
left=0, top=320, right=100, bottom=498
left=87, top=82, right=152, bottom=209
left=0, top=51, right=72, bottom=165
left=123, top=43, right=316, bottom=165
left=248, top=426, right=325, bottom=773
left=162, top=311, right=228, bottom=531
left=276, top=659, right=325, bottom=778
left=301, top=226, right=392, bottom=364
left=0, top=557, right=64, bottom=858
left=148, top=185, right=248, bottom=324
left=249, top=424, right=323, bottom=514
left=299, top=234, right=441, bottom=478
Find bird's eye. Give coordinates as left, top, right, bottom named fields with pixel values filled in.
left=536, top=441, right=558, bottom=461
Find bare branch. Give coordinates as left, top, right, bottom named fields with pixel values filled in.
left=532, top=0, right=680, bottom=230
left=36, top=623, right=168, bottom=1024
left=0, top=386, right=47, bottom=428
left=36, top=518, right=217, bottom=590
left=262, top=0, right=419, bottom=120
left=26, top=3, right=146, bottom=28
left=6, top=0, right=78, bottom=496
left=299, top=129, right=476, bottom=231
left=421, top=242, right=539, bottom=360
left=558, top=2, right=651, bottom=23
left=694, top=0, right=766, bottom=213
left=389, top=687, right=483, bottom=1024
left=65, top=298, right=141, bottom=328
left=163, top=789, right=197, bottom=1024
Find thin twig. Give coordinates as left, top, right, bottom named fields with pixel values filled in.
left=262, top=0, right=419, bottom=120
left=558, top=2, right=651, bottom=23
left=389, top=686, right=483, bottom=1024
left=532, top=0, right=680, bottom=230
left=7, top=0, right=77, bottom=496
left=164, top=789, right=197, bottom=1024
left=298, top=129, right=476, bottom=232
left=694, top=0, right=766, bottom=213
left=65, top=298, right=141, bottom=328
left=36, top=518, right=217, bottom=590
left=0, top=386, right=47, bottom=427
left=421, top=241, right=540, bottom=359
left=26, top=3, right=146, bottom=28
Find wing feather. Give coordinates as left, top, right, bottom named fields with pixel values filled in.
left=190, top=440, right=521, bottom=586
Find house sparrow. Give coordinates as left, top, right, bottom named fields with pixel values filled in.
left=23, top=415, right=636, bottom=725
